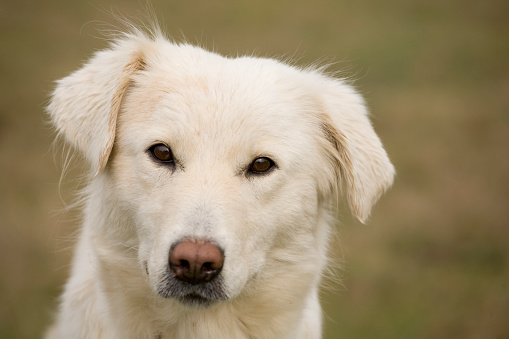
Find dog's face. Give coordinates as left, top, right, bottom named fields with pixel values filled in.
left=110, top=54, right=338, bottom=305
left=49, top=33, right=394, bottom=307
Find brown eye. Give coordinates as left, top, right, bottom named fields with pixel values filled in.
left=149, top=144, right=173, bottom=163
left=248, top=157, right=275, bottom=174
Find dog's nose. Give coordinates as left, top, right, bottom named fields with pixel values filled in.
left=169, top=239, right=224, bottom=284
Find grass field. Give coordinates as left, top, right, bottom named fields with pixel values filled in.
left=1, top=0, right=508, bottom=338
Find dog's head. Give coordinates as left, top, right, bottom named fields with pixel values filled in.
left=49, top=31, right=394, bottom=307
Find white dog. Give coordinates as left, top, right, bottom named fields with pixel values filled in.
left=47, top=28, right=394, bottom=339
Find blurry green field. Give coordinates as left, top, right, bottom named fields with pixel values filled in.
left=1, top=0, right=508, bottom=338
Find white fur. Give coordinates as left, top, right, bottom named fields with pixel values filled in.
left=47, top=29, right=394, bottom=339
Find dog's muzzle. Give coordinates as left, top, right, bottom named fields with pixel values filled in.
left=158, top=238, right=228, bottom=307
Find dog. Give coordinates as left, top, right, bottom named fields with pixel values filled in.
left=46, top=27, right=394, bottom=339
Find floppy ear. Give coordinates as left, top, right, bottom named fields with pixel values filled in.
left=48, top=36, right=150, bottom=175
left=317, top=78, right=395, bottom=223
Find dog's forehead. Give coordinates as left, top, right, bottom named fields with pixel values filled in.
left=120, top=48, right=319, bottom=156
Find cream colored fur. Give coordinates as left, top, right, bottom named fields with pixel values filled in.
left=47, top=29, right=394, bottom=339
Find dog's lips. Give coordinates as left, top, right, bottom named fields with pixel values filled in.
left=160, top=288, right=223, bottom=308
left=157, top=273, right=228, bottom=307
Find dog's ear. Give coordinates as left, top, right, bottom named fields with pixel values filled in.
left=316, top=78, right=395, bottom=223
left=48, top=36, right=151, bottom=175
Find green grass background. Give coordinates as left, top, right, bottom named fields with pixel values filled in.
left=1, top=0, right=508, bottom=338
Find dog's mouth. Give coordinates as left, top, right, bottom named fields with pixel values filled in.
left=177, top=293, right=216, bottom=307
left=157, top=274, right=228, bottom=308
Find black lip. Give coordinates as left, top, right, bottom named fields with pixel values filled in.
left=157, top=273, right=228, bottom=307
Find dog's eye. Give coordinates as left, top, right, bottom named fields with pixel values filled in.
left=149, top=144, right=173, bottom=163
left=248, top=157, right=275, bottom=174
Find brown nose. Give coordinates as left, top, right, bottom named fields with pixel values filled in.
left=169, top=239, right=224, bottom=284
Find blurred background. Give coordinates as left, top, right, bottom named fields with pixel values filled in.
left=1, top=0, right=508, bottom=338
